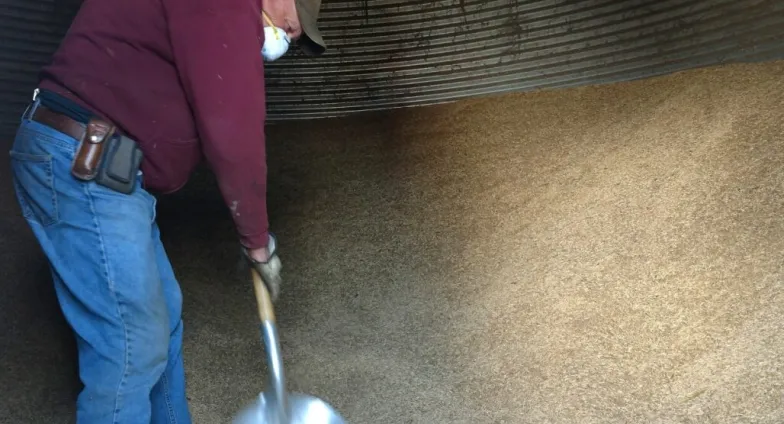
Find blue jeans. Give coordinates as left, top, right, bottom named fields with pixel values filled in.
left=8, top=101, right=192, bottom=424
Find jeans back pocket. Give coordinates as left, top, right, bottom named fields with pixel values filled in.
left=9, top=151, right=59, bottom=226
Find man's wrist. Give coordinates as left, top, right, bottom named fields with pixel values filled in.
left=239, top=231, right=271, bottom=252
left=242, top=233, right=277, bottom=263
left=246, top=246, right=271, bottom=263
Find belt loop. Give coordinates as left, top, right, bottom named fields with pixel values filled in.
left=21, top=88, right=42, bottom=122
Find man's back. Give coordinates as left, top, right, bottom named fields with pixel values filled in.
left=40, top=0, right=202, bottom=193
left=39, top=0, right=270, bottom=210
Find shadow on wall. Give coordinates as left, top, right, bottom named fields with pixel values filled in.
left=0, top=3, right=85, bottom=421
left=52, top=0, right=83, bottom=23
left=0, top=0, right=83, bottom=138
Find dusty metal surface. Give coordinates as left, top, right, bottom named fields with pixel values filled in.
left=264, top=0, right=784, bottom=120
left=1, top=0, right=783, bottom=133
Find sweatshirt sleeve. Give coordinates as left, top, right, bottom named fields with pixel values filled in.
left=163, top=0, right=269, bottom=249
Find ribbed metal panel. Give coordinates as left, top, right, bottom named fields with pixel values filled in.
left=0, top=0, right=80, bottom=137
left=264, top=0, right=784, bottom=120
left=1, top=0, right=783, bottom=135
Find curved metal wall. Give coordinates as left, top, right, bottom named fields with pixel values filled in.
left=0, top=0, right=80, bottom=137
left=1, top=0, right=783, bottom=134
left=264, top=0, right=784, bottom=120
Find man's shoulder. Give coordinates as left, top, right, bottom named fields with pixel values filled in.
left=56, top=0, right=170, bottom=66
left=73, top=0, right=162, bottom=22
left=67, top=0, right=166, bottom=40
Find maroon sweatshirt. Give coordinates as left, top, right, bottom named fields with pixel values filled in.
left=39, top=0, right=270, bottom=249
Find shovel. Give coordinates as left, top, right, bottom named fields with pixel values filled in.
left=232, top=268, right=348, bottom=424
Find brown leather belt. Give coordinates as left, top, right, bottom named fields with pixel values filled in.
left=28, top=102, right=142, bottom=194
left=31, top=105, right=87, bottom=142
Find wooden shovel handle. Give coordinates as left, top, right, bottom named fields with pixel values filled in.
left=251, top=268, right=276, bottom=323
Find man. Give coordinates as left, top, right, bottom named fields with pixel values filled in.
left=7, top=0, right=325, bottom=422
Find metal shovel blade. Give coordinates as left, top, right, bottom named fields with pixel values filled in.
left=235, top=267, right=348, bottom=424
left=233, top=391, right=347, bottom=424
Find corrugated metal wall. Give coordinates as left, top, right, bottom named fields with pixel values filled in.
left=0, top=0, right=80, bottom=137
left=264, top=0, right=784, bottom=120
left=1, top=0, right=783, bottom=134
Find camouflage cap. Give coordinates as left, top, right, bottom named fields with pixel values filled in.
left=295, top=0, right=326, bottom=56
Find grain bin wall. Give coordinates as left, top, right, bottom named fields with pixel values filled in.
left=1, top=0, right=783, bottom=133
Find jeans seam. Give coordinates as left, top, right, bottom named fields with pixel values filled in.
left=49, top=159, right=59, bottom=225
left=86, top=182, right=132, bottom=424
left=161, top=370, right=178, bottom=424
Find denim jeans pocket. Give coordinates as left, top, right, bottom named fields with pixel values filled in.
left=137, top=171, right=158, bottom=224
left=9, top=151, right=59, bottom=226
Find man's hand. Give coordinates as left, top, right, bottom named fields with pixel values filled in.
left=244, top=234, right=283, bottom=301
left=262, top=0, right=302, bottom=39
